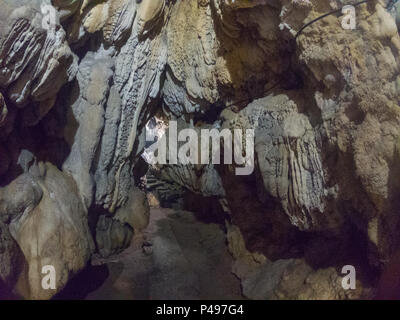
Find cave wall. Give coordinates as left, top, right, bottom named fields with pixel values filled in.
left=0, top=0, right=399, bottom=299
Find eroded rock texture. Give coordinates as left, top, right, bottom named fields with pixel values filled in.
left=0, top=0, right=399, bottom=299
left=0, top=156, right=94, bottom=299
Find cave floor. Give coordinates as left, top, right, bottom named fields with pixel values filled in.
left=83, top=208, right=243, bottom=300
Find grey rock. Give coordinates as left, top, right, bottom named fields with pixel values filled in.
left=0, top=92, right=6, bottom=127
left=0, top=0, right=77, bottom=108
left=95, top=215, right=133, bottom=258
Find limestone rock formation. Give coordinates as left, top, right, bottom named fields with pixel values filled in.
left=115, top=187, right=150, bottom=232
left=95, top=215, right=133, bottom=259
left=226, top=223, right=368, bottom=300
left=0, top=221, right=23, bottom=290
left=0, top=0, right=399, bottom=300
left=0, top=92, right=6, bottom=127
